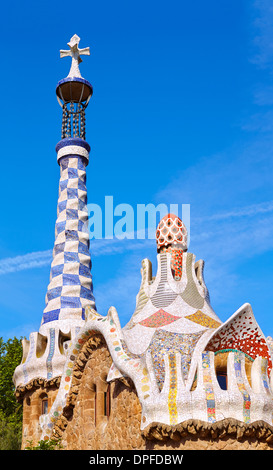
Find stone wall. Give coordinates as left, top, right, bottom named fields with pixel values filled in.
left=59, top=341, right=144, bottom=450
left=18, top=378, right=60, bottom=449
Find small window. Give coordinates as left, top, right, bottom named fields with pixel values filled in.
left=217, top=373, right=227, bottom=390
left=94, top=384, right=97, bottom=426
left=214, top=352, right=228, bottom=390
left=104, top=385, right=111, bottom=418
left=40, top=393, right=48, bottom=415
left=42, top=398, right=48, bottom=415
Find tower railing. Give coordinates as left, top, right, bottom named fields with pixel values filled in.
left=61, top=102, right=87, bottom=139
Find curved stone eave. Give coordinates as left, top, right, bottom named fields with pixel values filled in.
left=14, top=376, right=61, bottom=402
left=141, top=418, right=273, bottom=444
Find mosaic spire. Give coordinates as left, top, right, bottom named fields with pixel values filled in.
left=40, top=35, right=96, bottom=333
left=13, top=35, right=96, bottom=390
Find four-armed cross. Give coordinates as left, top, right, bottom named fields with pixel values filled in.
left=60, top=34, right=90, bottom=78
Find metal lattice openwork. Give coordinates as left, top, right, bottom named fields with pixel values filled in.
left=61, top=102, right=87, bottom=139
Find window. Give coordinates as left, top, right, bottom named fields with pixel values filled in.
left=94, top=384, right=97, bottom=426
left=40, top=393, right=48, bottom=415
left=217, top=373, right=227, bottom=390
left=93, top=379, right=111, bottom=427
left=104, top=385, right=111, bottom=418
left=42, top=398, right=48, bottom=415
left=214, top=352, right=228, bottom=390
left=58, top=331, right=71, bottom=355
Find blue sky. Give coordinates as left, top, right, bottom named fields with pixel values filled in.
left=1, top=0, right=273, bottom=341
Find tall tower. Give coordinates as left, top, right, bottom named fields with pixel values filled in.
left=40, top=34, right=96, bottom=337
left=13, top=37, right=96, bottom=436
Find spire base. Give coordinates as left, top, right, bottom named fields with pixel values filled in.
left=56, top=137, right=90, bottom=165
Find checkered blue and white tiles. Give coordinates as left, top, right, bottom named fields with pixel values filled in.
left=42, top=153, right=96, bottom=325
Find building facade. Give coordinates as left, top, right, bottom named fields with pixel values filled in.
left=13, top=36, right=273, bottom=450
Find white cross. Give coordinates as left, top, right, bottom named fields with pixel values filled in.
left=60, top=34, right=90, bottom=78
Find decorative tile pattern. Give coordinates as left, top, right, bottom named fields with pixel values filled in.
left=148, top=330, right=203, bottom=389
left=185, top=310, right=221, bottom=329
left=150, top=253, right=177, bottom=308
left=119, top=339, right=143, bottom=363
left=161, top=246, right=183, bottom=280
left=202, top=352, right=216, bottom=423
left=156, top=213, right=187, bottom=251
left=180, top=253, right=205, bottom=309
left=139, top=309, right=181, bottom=328
left=46, top=329, right=55, bottom=379
left=234, top=352, right=251, bottom=423
left=214, top=348, right=254, bottom=362
left=206, top=304, right=272, bottom=374
left=56, top=138, right=90, bottom=162
left=42, top=154, right=96, bottom=325
left=168, top=353, right=178, bottom=425
left=261, top=357, right=270, bottom=392
left=134, top=286, right=149, bottom=317
left=22, top=333, right=35, bottom=384
left=170, top=248, right=183, bottom=281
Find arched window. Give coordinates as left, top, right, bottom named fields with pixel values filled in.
left=40, top=393, right=48, bottom=415
left=93, top=379, right=111, bottom=427
left=216, top=372, right=227, bottom=390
